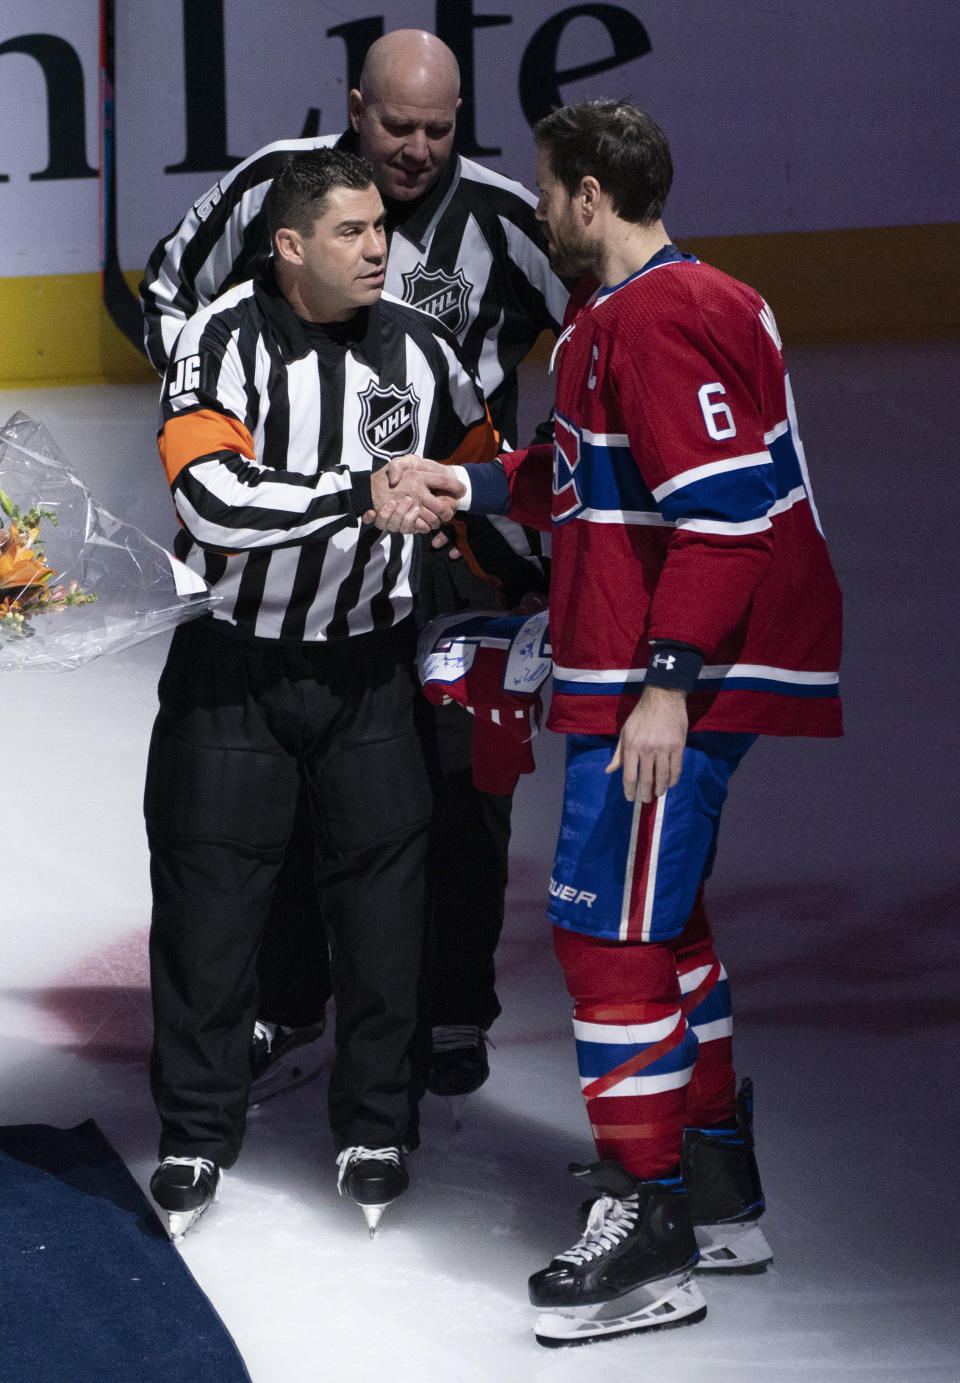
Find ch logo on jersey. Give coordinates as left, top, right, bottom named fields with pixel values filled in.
left=358, top=382, right=421, bottom=460
left=399, top=265, right=472, bottom=335
left=552, top=413, right=585, bottom=524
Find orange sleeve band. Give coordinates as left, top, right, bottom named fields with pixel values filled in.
left=450, top=517, right=502, bottom=590
left=441, top=409, right=511, bottom=589
left=158, top=410, right=257, bottom=488
left=440, top=408, right=500, bottom=468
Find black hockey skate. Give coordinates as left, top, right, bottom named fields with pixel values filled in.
left=336, top=1146, right=409, bottom=1237
left=427, top=1024, right=490, bottom=1097
left=150, top=1156, right=222, bottom=1241
left=682, top=1077, right=773, bottom=1273
left=248, top=1018, right=326, bottom=1107
left=529, top=1161, right=705, bottom=1348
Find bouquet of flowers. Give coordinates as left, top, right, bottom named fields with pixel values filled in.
left=0, top=487, right=97, bottom=638
left=0, top=411, right=219, bottom=671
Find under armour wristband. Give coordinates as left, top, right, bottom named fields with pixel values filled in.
left=644, top=641, right=704, bottom=692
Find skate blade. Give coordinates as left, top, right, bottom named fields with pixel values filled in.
left=248, top=1051, right=326, bottom=1109
left=165, top=1202, right=212, bottom=1242
left=695, top=1221, right=772, bottom=1274
left=535, top=1272, right=706, bottom=1348
left=160, top=1170, right=221, bottom=1242
left=361, top=1203, right=385, bottom=1237
left=446, top=1095, right=468, bottom=1132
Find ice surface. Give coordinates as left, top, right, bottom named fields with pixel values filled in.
left=1, top=349, right=958, bottom=1381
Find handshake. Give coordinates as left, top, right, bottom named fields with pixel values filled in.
left=364, top=456, right=466, bottom=535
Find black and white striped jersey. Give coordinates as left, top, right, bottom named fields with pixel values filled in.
left=159, top=270, right=498, bottom=643
left=141, top=132, right=569, bottom=449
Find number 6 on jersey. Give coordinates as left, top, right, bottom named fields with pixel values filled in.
left=698, top=382, right=737, bottom=440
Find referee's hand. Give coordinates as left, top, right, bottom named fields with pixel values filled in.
left=363, top=456, right=464, bottom=533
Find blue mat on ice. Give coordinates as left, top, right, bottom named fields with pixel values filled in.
left=0, top=1119, right=251, bottom=1382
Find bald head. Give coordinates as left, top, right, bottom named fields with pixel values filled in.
left=360, top=30, right=460, bottom=104
left=349, top=30, right=462, bottom=202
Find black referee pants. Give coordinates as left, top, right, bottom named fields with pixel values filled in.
left=256, top=545, right=515, bottom=1036
left=144, top=616, right=431, bottom=1168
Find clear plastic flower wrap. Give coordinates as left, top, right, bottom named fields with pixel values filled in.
left=0, top=412, right=219, bottom=671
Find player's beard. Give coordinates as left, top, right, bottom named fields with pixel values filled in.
left=546, top=220, right=598, bottom=280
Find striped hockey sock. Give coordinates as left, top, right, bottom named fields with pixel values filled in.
left=671, top=888, right=736, bottom=1128
left=553, top=926, right=698, bottom=1179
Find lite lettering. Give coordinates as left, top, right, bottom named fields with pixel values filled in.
left=0, top=5, right=653, bottom=183
left=171, top=0, right=653, bottom=172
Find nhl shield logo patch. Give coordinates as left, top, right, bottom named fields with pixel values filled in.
left=400, top=265, right=472, bottom=334
left=358, top=382, right=421, bottom=460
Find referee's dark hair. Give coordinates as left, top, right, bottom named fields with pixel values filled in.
left=265, top=149, right=377, bottom=245
left=534, top=101, right=673, bottom=226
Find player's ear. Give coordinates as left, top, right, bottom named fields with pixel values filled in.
left=580, top=175, right=602, bottom=221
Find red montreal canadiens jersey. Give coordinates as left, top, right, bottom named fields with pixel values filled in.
left=502, top=248, right=843, bottom=738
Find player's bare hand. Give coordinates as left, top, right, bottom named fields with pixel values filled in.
left=384, top=455, right=464, bottom=503
left=605, top=686, right=688, bottom=803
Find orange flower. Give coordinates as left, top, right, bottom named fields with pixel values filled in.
left=0, top=522, right=57, bottom=592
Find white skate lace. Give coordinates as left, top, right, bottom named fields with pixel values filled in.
left=160, top=1156, right=216, bottom=1186
left=555, top=1193, right=640, bottom=1265
left=431, top=1023, right=485, bottom=1052
left=335, top=1146, right=403, bottom=1195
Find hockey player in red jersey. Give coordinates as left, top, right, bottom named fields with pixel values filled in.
left=368, top=99, right=842, bottom=1346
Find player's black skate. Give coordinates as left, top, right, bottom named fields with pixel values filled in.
left=248, top=1018, right=326, bottom=1107
left=529, top=1161, right=705, bottom=1347
left=150, top=1156, right=222, bottom=1241
left=427, top=1023, right=490, bottom=1097
left=682, top=1077, right=773, bottom=1273
left=336, top=1145, right=409, bottom=1237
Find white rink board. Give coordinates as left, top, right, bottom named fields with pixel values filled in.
left=0, top=0, right=959, bottom=278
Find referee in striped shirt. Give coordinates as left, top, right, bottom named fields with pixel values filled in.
left=145, top=147, right=497, bottom=1236
left=140, top=30, right=569, bottom=1101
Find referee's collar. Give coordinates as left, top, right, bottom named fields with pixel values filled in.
left=324, top=130, right=460, bottom=249
left=254, top=266, right=385, bottom=370
left=381, top=155, right=460, bottom=250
